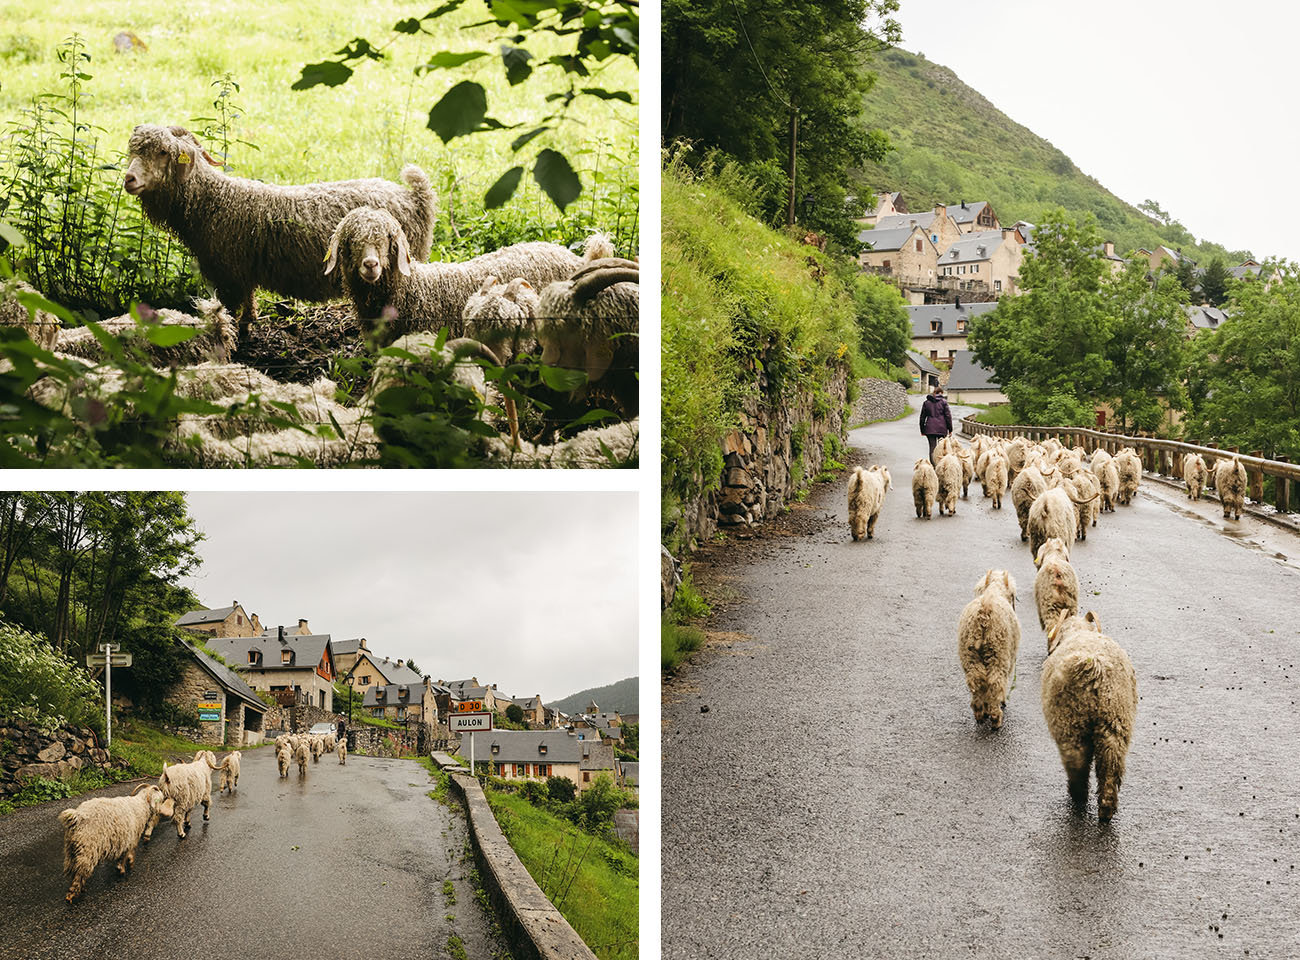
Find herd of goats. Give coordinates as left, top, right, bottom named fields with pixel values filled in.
left=3, top=123, right=639, bottom=464
left=58, top=732, right=343, bottom=902
left=846, top=432, right=1251, bottom=822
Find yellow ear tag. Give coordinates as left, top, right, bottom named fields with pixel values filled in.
left=176, top=153, right=191, bottom=164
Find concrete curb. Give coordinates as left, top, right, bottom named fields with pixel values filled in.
left=440, top=763, right=598, bottom=960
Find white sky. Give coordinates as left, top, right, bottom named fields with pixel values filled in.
left=179, top=492, right=638, bottom=704
left=895, top=0, right=1300, bottom=263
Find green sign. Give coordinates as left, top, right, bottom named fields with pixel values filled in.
left=198, top=708, right=221, bottom=722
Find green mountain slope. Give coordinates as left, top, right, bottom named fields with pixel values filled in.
left=856, top=49, right=1251, bottom=264
left=550, top=677, right=639, bottom=716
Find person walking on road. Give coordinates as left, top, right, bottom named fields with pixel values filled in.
left=920, top=385, right=952, bottom=466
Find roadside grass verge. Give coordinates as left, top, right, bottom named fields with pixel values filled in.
left=484, top=786, right=638, bottom=960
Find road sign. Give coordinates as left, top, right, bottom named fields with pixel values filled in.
left=98, top=643, right=120, bottom=653
left=204, top=690, right=220, bottom=701
left=450, top=712, right=492, bottom=732
left=86, top=653, right=133, bottom=667
left=197, top=700, right=223, bottom=711
left=197, top=709, right=221, bottom=722
left=455, top=700, right=484, bottom=713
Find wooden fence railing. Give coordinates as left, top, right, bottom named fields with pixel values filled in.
left=960, top=417, right=1299, bottom=515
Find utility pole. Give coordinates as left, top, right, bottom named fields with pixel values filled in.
left=786, top=102, right=799, bottom=226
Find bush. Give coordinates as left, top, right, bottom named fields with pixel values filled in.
left=546, top=775, right=577, bottom=804
left=518, top=779, right=549, bottom=805
left=0, top=620, right=102, bottom=736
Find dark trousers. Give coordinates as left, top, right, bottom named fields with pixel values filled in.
left=927, top=434, right=940, bottom=467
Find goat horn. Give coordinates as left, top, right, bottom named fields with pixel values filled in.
left=443, top=338, right=520, bottom=452
left=572, top=257, right=640, bottom=281
left=571, top=267, right=640, bottom=307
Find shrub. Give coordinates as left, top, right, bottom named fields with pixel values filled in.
left=0, top=620, right=102, bottom=736
left=518, top=779, right=549, bottom=805
left=546, top=775, right=577, bottom=804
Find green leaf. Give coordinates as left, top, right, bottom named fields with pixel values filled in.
left=143, top=325, right=199, bottom=348
left=501, top=45, right=533, bottom=86
left=422, top=0, right=468, bottom=18
left=538, top=365, right=587, bottom=392
left=510, top=126, right=551, bottom=152
left=292, top=61, right=354, bottom=90
left=580, top=87, right=633, bottom=103
left=420, top=51, right=489, bottom=70
left=566, top=408, right=617, bottom=429
left=532, top=149, right=581, bottom=211
left=394, top=18, right=424, bottom=33
left=427, top=81, right=487, bottom=143
left=484, top=166, right=524, bottom=209
left=0, top=222, right=26, bottom=247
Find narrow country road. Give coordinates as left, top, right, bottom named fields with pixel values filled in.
left=663, top=396, right=1300, bottom=959
left=0, top=748, right=506, bottom=960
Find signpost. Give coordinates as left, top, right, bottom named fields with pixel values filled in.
left=450, top=712, right=492, bottom=777
left=197, top=701, right=223, bottom=723
left=85, top=643, right=131, bottom=747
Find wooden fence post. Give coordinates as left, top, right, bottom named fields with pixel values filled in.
left=1250, top=451, right=1265, bottom=502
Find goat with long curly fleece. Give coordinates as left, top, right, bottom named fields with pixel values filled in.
left=123, top=125, right=434, bottom=339
left=936, top=453, right=962, bottom=516
left=338, top=740, right=348, bottom=765
left=1214, top=455, right=1248, bottom=519
left=1042, top=611, right=1137, bottom=821
left=0, top=280, right=61, bottom=350
left=56, top=299, right=236, bottom=365
left=218, top=751, right=240, bottom=794
left=59, top=784, right=174, bottom=901
left=912, top=457, right=938, bottom=519
left=276, top=745, right=291, bottom=778
left=1027, top=487, right=1079, bottom=560
left=1064, top=472, right=1101, bottom=538
left=294, top=741, right=310, bottom=776
left=1182, top=453, right=1208, bottom=501
left=1113, top=448, right=1142, bottom=505
left=957, top=569, right=1021, bottom=729
left=1034, top=537, right=1079, bottom=630
left=1091, top=454, right=1120, bottom=512
left=1010, top=466, right=1047, bottom=541
left=149, top=754, right=220, bottom=839
left=985, top=453, right=1009, bottom=509
left=324, top=207, right=583, bottom=343
left=847, top=465, right=891, bottom=540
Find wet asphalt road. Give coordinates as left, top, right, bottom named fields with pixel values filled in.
left=0, top=748, right=504, bottom=960
left=663, top=397, right=1300, bottom=959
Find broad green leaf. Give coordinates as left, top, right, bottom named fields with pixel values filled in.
left=292, top=61, right=354, bottom=90
left=580, top=87, right=633, bottom=103
left=510, top=126, right=551, bottom=152
left=532, top=149, right=582, bottom=211
left=394, top=18, right=424, bottom=33
left=420, top=51, right=489, bottom=70
left=484, top=166, right=524, bottom=209
left=501, top=45, right=533, bottom=86
left=427, top=81, right=487, bottom=143
left=423, top=0, right=468, bottom=18
left=143, top=325, right=199, bottom=347
left=566, top=408, right=617, bottom=429
left=0, top=221, right=26, bottom=247
left=538, top=364, right=587, bottom=392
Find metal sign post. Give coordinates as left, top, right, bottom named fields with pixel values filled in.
left=449, top=712, right=493, bottom=778
left=86, top=644, right=130, bottom=748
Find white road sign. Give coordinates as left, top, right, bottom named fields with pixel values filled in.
left=86, top=653, right=133, bottom=667
left=449, top=712, right=492, bottom=733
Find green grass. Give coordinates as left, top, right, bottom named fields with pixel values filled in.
left=965, top=404, right=1017, bottom=426
left=110, top=716, right=238, bottom=776
left=484, top=786, right=637, bottom=960
left=0, top=0, right=638, bottom=259
left=661, top=621, right=705, bottom=673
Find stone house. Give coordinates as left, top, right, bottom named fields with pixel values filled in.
left=464, top=729, right=616, bottom=792
left=858, top=190, right=908, bottom=226
left=169, top=641, right=268, bottom=747
left=857, top=224, right=939, bottom=287
left=175, top=601, right=262, bottom=639
left=936, top=230, right=1024, bottom=297
left=947, top=200, right=1000, bottom=234
left=199, top=627, right=337, bottom=712
left=442, top=677, right=501, bottom=715
left=344, top=651, right=422, bottom=695
left=1100, top=241, right=1127, bottom=275
left=1185, top=304, right=1228, bottom=336
left=1137, top=245, right=1189, bottom=275
left=905, top=350, right=942, bottom=391
left=944, top=350, right=1007, bottom=405
left=875, top=204, right=963, bottom=256
left=505, top=694, right=546, bottom=726
left=362, top=678, right=439, bottom=726
left=907, top=300, right=999, bottom=365
left=617, top=760, right=639, bottom=798
left=330, top=637, right=369, bottom=681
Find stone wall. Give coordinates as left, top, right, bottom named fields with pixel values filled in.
left=167, top=661, right=226, bottom=746
left=675, top=359, right=850, bottom=547
left=849, top=378, right=908, bottom=426
left=348, top=721, right=431, bottom=757
left=0, top=720, right=129, bottom=797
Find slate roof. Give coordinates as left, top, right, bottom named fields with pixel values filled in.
left=1186, top=305, right=1229, bottom=330
left=619, top=761, right=639, bottom=787
left=462, top=730, right=607, bottom=766
left=200, top=632, right=332, bottom=672
left=368, top=656, right=422, bottom=686
left=1229, top=260, right=1262, bottom=280
left=906, top=350, right=941, bottom=378
left=175, top=604, right=237, bottom=627
left=510, top=695, right=544, bottom=711
left=331, top=638, right=365, bottom=656
left=906, top=300, right=998, bottom=338
left=939, top=230, right=1006, bottom=265
left=946, top=201, right=993, bottom=226
left=181, top=641, right=266, bottom=713
left=875, top=211, right=939, bottom=232
left=857, top=225, right=923, bottom=252
left=363, top=682, right=429, bottom=708
left=945, top=351, right=1002, bottom=392
left=445, top=679, right=491, bottom=701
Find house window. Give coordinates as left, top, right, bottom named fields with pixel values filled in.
left=882, top=259, right=892, bottom=270
left=995, top=280, right=1002, bottom=292
left=931, top=234, right=938, bottom=244
left=248, top=651, right=258, bottom=664
left=972, top=264, right=979, bottom=273
left=583, top=772, right=591, bottom=783
left=930, top=350, right=938, bottom=362
left=539, top=764, right=549, bottom=777
left=281, top=651, right=291, bottom=664
left=914, top=239, right=923, bottom=253
left=957, top=320, right=966, bottom=332
left=236, top=615, right=243, bottom=625
left=360, top=675, right=370, bottom=685
left=948, top=350, right=957, bottom=362
left=371, top=707, right=383, bottom=717
left=496, top=762, right=505, bottom=775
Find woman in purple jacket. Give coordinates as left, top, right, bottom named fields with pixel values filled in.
left=920, top=386, right=952, bottom=466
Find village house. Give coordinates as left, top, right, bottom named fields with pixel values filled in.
left=330, top=637, right=370, bottom=679
left=362, top=677, right=439, bottom=726
left=858, top=190, right=909, bottom=226
left=905, top=350, right=942, bottom=391
left=442, top=677, right=501, bottom=715
left=344, top=651, right=423, bottom=695
left=165, top=641, right=268, bottom=748
left=907, top=300, right=998, bottom=365
left=1136, top=245, right=1190, bottom=275
left=199, top=627, right=337, bottom=712
left=874, top=203, right=964, bottom=255
left=174, top=601, right=263, bottom=639
left=857, top=224, right=939, bottom=287
left=944, top=350, right=1007, bottom=405
left=947, top=201, right=1000, bottom=234
left=505, top=694, right=547, bottom=726
left=617, top=760, right=639, bottom=799
left=1185, top=304, right=1229, bottom=335
left=1099, top=241, right=1127, bottom=275
left=464, top=729, right=616, bottom=792
left=936, top=230, right=1024, bottom=297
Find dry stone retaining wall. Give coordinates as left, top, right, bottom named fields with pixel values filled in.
left=0, top=720, right=129, bottom=797
left=849, top=377, right=908, bottom=425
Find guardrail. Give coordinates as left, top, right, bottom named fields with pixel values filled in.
left=960, top=417, right=1299, bottom=514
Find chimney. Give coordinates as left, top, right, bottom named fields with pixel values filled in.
left=297, top=618, right=309, bottom=635
left=233, top=599, right=238, bottom=608
left=1103, top=241, right=1115, bottom=257
left=492, top=683, right=497, bottom=690
left=278, top=625, right=285, bottom=642
left=397, top=659, right=404, bottom=669
left=250, top=613, right=262, bottom=634
left=961, top=200, right=968, bottom=209
left=933, top=203, right=945, bottom=219
left=955, top=296, right=961, bottom=309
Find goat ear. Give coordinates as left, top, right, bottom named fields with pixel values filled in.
left=476, top=275, right=498, bottom=296
left=1084, top=610, right=1101, bottom=631
left=585, top=339, right=615, bottom=383
left=323, top=225, right=342, bottom=276
left=396, top=229, right=412, bottom=277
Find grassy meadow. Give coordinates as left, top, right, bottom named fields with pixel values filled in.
left=0, top=0, right=639, bottom=262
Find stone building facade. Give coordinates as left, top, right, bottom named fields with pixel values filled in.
left=174, top=601, right=263, bottom=638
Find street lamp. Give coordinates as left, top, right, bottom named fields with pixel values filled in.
left=801, top=192, right=816, bottom=222
left=346, top=675, right=355, bottom=727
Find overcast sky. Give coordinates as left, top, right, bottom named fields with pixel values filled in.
left=895, top=0, right=1300, bottom=263
left=180, top=492, right=637, bottom=703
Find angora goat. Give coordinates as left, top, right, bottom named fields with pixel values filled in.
left=936, top=453, right=962, bottom=516
left=984, top=453, right=1009, bottom=509
left=1033, top=537, right=1079, bottom=630
left=1114, top=448, right=1142, bottom=505
left=0, top=279, right=61, bottom=350
left=55, top=299, right=236, bottom=365
left=1041, top=611, right=1137, bottom=821
left=848, top=465, right=891, bottom=540
left=124, top=124, right=435, bottom=338
left=59, top=784, right=174, bottom=901
left=1214, top=455, right=1248, bottom=519
left=218, top=751, right=240, bottom=794
left=912, top=457, right=938, bottom=519
left=323, top=207, right=583, bottom=343
left=149, top=754, right=220, bottom=839
left=1011, top=465, right=1047, bottom=542
left=1182, top=453, right=1208, bottom=501
left=957, top=569, right=1021, bottom=729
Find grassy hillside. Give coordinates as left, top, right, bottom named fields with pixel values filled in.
left=550, top=677, right=638, bottom=716
left=856, top=49, right=1250, bottom=264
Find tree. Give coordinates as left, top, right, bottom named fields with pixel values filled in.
left=1138, top=198, right=1172, bottom=226
left=849, top=271, right=910, bottom=367
left=1100, top=261, right=1188, bottom=432
left=546, top=775, right=577, bottom=803
left=663, top=0, right=900, bottom=246
left=1171, top=257, right=1199, bottom=300
left=1186, top=264, right=1300, bottom=460
left=404, top=658, right=421, bottom=677
left=294, top=1, right=636, bottom=212
left=969, top=210, right=1110, bottom=423
left=505, top=703, right=526, bottom=725
left=1199, top=257, right=1232, bottom=307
